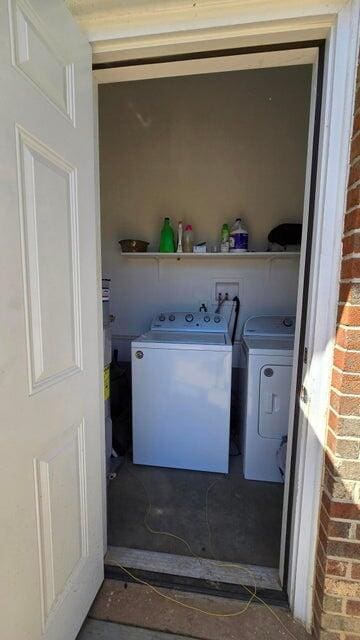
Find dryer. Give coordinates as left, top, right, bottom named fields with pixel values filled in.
left=132, top=312, right=232, bottom=473
left=241, top=315, right=295, bottom=482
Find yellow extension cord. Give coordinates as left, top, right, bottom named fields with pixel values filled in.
left=111, top=459, right=299, bottom=639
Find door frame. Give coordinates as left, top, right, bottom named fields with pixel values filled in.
left=91, top=0, right=360, bottom=629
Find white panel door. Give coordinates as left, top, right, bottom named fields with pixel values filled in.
left=0, top=1, right=104, bottom=639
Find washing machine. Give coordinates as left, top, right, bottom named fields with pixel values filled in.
left=132, top=311, right=232, bottom=473
left=241, top=315, right=295, bottom=482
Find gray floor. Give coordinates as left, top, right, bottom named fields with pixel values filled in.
left=78, top=619, right=188, bottom=639
left=107, top=456, right=283, bottom=567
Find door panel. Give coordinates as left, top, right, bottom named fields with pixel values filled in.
left=0, top=1, right=104, bottom=639
left=34, top=421, right=88, bottom=626
left=9, top=0, right=75, bottom=121
left=17, top=126, right=81, bottom=391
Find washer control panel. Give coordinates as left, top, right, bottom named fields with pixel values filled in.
left=151, top=311, right=228, bottom=332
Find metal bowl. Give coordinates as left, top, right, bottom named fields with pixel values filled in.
left=119, top=239, right=149, bottom=253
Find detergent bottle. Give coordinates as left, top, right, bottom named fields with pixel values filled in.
left=230, top=218, right=248, bottom=253
left=159, top=217, right=175, bottom=252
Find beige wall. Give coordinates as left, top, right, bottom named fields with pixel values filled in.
left=99, top=66, right=311, bottom=359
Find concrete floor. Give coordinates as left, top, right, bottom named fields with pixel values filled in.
left=78, top=619, right=190, bottom=639
left=108, top=456, right=283, bottom=567
left=82, top=579, right=312, bottom=640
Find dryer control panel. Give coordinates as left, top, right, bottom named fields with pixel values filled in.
left=243, top=315, right=296, bottom=338
left=151, top=311, right=228, bottom=333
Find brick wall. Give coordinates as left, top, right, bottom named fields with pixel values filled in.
left=313, top=64, right=360, bottom=639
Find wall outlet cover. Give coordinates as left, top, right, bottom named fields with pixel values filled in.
left=212, top=278, right=243, bottom=304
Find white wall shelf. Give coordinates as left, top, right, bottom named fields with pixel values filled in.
left=120, top=251, right=300, bottom=260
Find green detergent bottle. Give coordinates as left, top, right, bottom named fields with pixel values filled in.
left=159, top=217, right=175, bottom=252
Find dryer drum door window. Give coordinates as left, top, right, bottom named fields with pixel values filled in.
left=258, top=364, right=292, bottom=439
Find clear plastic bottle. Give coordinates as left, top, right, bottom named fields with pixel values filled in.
left=183, top=224, right=194, bottom=253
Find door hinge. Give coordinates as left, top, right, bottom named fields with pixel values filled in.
left=303, top=347, right=308, bottom=365
left=300, top=385, right=308, bottom=404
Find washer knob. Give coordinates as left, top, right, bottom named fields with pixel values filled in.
left=214, top=315, right=221, bottom=323
left=283, top=318, right=293, bottom=327
left=159, top=314, right=166, bottom=321
left=185, top=313, right=194, bottom=322
left=169, top=314, right=175, bottom=321
left=204, top=315, right=210, bottom=322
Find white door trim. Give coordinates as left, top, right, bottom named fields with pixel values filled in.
left=93, top=46, right=317, bottom=83
left=91, top=0, right=360, bottom=628
left=285, top=1, right=360, bottom=626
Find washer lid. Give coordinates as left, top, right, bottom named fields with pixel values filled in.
left=243, top=315, right=296, bottom=338
left=134, top=330, right=230, bottom=346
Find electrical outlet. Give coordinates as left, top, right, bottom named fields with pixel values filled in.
left=212, top=279, right=242, bottom=304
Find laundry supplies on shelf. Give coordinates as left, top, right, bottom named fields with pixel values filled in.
left=183, top=224, right=194, bottom=253
left=159, top=217, right=175, bottom=252
left=230, top=218, right=248, bottom=253
left=220, top=223, right=230, bottom=253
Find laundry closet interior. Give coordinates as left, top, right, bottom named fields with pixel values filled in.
left=98, top=57, right=313, bottom=584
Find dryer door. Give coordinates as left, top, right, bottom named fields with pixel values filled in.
left=258, top=364, right=292, bottom=439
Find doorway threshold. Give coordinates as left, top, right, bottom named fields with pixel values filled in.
left=105, top=546, right=286, bottom=606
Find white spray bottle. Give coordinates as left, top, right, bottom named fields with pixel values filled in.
left=177, top=221, right=183, bottom=253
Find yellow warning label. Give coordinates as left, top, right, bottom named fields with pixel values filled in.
left=104, top=365, right=110, bottom=400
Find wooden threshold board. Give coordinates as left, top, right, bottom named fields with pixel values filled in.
left=105, top=547, right=286, bottom=606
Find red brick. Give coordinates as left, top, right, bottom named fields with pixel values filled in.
left=325, top=577, right=360, bottom=598
left=330, top=389, right=360, bottom=416
left=347, top=186, right=360, bottom=210
left=346, top=600, right=360, bottom=617
left=315, top=628, right=342, bottom=640
left=322, top=491, right=360, bottom=520
left=324, top=464, right=358, bottom=501
left=322, top=594, right=344, bottom=614
left=352, top=564, right=360, bottom=579
left=326, top=540, right=360, bottom=560
left=343, top=233, right=360, bottom=255
left=313, top=610, right=343, bottom=639
left=349, top=159, right=360, bottom=187
left=329, top=455, right=360, bottom=481
left=320, top=611, right=360, bottom=632
left=345, top=208, right=360, bottom=232
left=327, top=430, right=360, bottom=459
left=338, top=304, right=360, bottom=325
left=353, top=110, right=360, bottom=138
left=336, top=325, right=360, bottom=349
left=329, top=520, right=352, bottom=539
left=327, top=428, right=337, bottom=453
left=351, top=132, right=360, bottom=162
left=318, top=542, right=327, bottom=573
left=325, top=559, right=349, bottom=577
left=355, top=86, right=360, bottom=113
left=329, top=410, right=360, bottom=437
left=332, top=368, right=360, bottom=394
left=341, top=259, right=360, bottom=279
left=332, top=351, right=360, bottom=376
left=338, top=283, right=360, bottom=305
